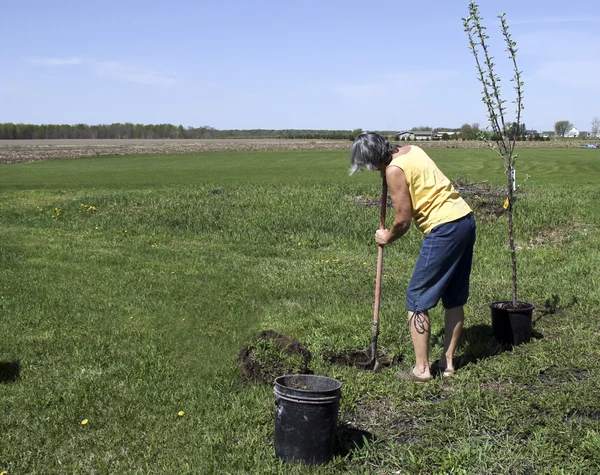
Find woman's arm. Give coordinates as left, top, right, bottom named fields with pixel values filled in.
left=375, top=165, right=412, bottom=245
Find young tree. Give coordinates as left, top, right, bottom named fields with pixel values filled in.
left=554, top=120, right=573, bottom=137
left=591, top=117, right=600, bottom=138
left=464, top=2, right=524, bottom=306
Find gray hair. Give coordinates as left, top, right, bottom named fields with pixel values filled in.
left=349, top=132, right=399, bottom=175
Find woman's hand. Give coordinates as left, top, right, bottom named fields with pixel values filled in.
left=375, top=229, right=391, bottom=245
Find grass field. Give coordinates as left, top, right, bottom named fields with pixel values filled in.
left=1, top=147, right=600, bottom=473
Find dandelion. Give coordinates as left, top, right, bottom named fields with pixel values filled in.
left=123, top=229, right=128, bottom=233
left=130, top=316, right=134, bottom=319
left=151, top=243, right=157, bottom=248
left=178, top=411, right=185, bottom=417
left=81, top=419, right=88, bottom=425
left=1, top=470, right=8, bottom=475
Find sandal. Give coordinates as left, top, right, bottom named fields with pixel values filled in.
left=431, top=360, right=456, bottom=378
left=395, top=367, right=433, bottom=383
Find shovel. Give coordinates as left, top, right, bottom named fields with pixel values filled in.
left=365, top=175, right=388, bottom=371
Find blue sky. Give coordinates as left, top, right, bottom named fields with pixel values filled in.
left=1, top=0, right=599, bottom=132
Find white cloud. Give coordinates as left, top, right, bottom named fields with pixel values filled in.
left=25, top=57, right=83, bottom=65
left=24, top=56, right=177, bottom=87
left=94, top=61, right=177, bottom=86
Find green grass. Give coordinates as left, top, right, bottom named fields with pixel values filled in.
left=1, top=147, right=600, bottom=473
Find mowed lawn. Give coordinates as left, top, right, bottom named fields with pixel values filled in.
left=1, top=147, right=600, bottom=473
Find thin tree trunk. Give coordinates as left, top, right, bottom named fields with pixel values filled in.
left=507, top=165, right=518, bottom=305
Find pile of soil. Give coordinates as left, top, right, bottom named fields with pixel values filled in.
left=491, top=301, right=533, bottom=310
left=238, top=330, right=312, bottom=384
left=453, top=179, right=507, bottom=222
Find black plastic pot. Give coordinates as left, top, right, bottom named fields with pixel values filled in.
left=490, top=301, right=535, bottom=346
left=274, top=374, right=342, bottom=465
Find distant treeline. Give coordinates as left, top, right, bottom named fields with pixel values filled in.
left=0, top=123, right=386, bottom=141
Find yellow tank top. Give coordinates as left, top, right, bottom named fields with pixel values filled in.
left=388, top=146, right=472, bottom=235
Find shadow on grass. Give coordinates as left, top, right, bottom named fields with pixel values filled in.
left=456, top=324, right=505, bottom=368
left=439, top=323, right=544, bottom=370
left=335, top=421, right=374, bottom=458
left=0, top=361, right=20, bottom=384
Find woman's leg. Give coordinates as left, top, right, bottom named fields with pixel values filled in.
left=441, top=306, right=464, bottom=371
left=408, top=310, right=432, bottom=378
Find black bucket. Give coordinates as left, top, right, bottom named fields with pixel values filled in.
left=274, top=374, right=342, bottom=465
left=490, top=301, right=535, bottom=346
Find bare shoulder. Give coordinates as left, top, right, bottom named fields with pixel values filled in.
left=394, top=145, right=412, bottom=156
left=386, top=163, right=407, bottom=183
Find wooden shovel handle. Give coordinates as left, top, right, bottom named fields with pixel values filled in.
left=373, top=176, right=387, bottom=327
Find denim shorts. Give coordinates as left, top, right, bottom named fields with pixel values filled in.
left=406, top=213, right=476, bottom=312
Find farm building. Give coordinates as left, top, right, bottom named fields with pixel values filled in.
left=396, top=130, right=434, bottom=141
left=565, top=127, right=579, bottom=137
left=434, top=130, right=458, bottom=139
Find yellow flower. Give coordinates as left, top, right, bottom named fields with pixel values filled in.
left=1, top=471, right=8, bottom=475
left=178, top=411, right=185, bottom=417
left=81, top=419, right=88, bottom=425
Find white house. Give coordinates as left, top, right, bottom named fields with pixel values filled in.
left=434, top=130, right=458, bottom=139
left=565, top=127, right=579, bottom=137
left=396, top=130, right=434, bottom=141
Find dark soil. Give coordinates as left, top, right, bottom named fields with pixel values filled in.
left=492, top=301, right=534, bottom=310
left=453, top=179, right=507, bottom=222
left=353, top=196, right=393, bottom=208
left=539, top=365, right=590, bottom=384
left=322, top=348, right=401, bottom=370
left=238, top=330, right=312, bottom=384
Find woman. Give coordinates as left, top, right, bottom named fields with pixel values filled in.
left=350, top=132, right=476, bottom=382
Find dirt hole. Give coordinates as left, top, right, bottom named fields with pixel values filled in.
left=238, top=330, right=312, bottom=384
left=353, top=179, right=507, bottom=223
left=322, top=348, right=401, bottom=369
